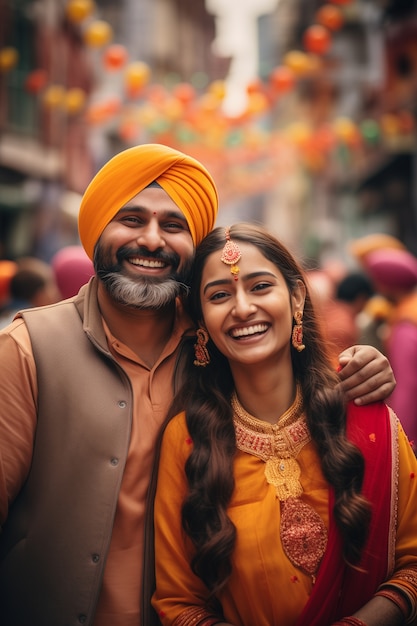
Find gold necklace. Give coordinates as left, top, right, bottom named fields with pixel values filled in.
left=231, top=385, right=327, bottom=580
left=231, top=385, right=310, bottom=501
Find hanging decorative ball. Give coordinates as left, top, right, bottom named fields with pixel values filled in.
left=103, top=44, right=128, bottom=71
left=0, top=47, right=18, bottom=72
left=333, top=117, right=361, bottom=146
left=283, top=50, right=312, bottom=76
left=172, top=82, right=196, bottom=105
left=65, top=88, right=87, bottom=115
left=24, top=69, right=48, bottom=94
left=246, top=78, right=263, bottom=94
left=316, top=4, right=344, bottom=31
left=303, top=25, right=332, bottom=55
left=85, top=98, right=121, bottom=124
left=360, top=119, right=380, bottom=144
left=124, top=61, right=151, bottom=97
left=269, top=65, right=295, bottom=93
left=83, top=20, right=113, bottom=48
left=208, top=80, right=226, bottom=101
left=65, top=0, right=95, bottom=23
left=43, top=85, right=66, bottom=109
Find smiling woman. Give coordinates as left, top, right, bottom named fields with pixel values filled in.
left=149, top=223, right=417, bottom=626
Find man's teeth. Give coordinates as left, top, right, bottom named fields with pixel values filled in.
left=230, top=324, right=268, bottom=338
left=129, top=258, right=165, bottom=268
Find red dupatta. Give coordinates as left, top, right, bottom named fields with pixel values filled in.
left=295, top=401, right=395, bottom=626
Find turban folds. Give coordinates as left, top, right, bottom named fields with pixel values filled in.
left=78, top=144, right=218, bottom=259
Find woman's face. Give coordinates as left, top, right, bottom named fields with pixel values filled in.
left=200, top=242, right=305, bottom=367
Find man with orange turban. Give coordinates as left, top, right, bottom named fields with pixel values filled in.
left=0, top=144, right=396, bottom=626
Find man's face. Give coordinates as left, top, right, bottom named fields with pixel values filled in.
left=94, top=187, right=195, bottom=309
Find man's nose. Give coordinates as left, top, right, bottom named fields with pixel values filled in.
left=136, top=222, right=166, bottom=251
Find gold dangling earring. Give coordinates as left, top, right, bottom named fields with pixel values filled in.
left=194, top=328, right=210, bottom=366
left=292, top=311, right=305, bottom=352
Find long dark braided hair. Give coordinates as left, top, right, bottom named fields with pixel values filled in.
left=170, top=223, right=372, bottom=596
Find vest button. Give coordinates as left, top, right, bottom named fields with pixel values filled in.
left=92, top=553, right=100, bottom=563
left=118, top=400, right=127, bottom=408
left=110, top=457, right=119, bottom=466
left=78, top=615, right=87, bottom=623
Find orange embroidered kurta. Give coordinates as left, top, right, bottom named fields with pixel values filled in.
left=152, top=407, right=417, bottom=626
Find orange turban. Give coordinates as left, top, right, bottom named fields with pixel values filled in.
left=78, top=144, right=218, bottom=259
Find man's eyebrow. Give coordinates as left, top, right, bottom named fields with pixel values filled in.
left=203, top=271, right=277, bottom=294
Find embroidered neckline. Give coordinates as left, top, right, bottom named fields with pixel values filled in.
left=231, top=384, right=327, bottom=579
left=232, top=384, right=311, bottom=500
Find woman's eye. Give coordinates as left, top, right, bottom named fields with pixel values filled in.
left=253, top=282, right=271, bottom=292
left=209, top=291, right=229, bottom=301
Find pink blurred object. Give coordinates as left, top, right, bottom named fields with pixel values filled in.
left=363, top=248, right=417, bottom=292
left=52, top=246, right=94, bottom=299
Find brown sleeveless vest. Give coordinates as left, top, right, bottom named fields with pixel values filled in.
left=0, top=295, right=133, bottom=625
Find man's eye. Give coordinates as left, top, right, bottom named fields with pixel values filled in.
left=164, top=222, right=186, bottom=231
left=122, top=216, right=142, bottom=225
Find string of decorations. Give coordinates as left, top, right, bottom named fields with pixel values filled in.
left=0, top=0, right=415, bottom=200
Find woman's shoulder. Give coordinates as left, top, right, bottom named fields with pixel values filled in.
left=162, top=411, right=191, bottom=448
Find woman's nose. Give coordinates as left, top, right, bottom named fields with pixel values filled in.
left=232, top=292, right=256, bottom=318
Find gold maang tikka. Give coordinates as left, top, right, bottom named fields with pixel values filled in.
left=220, top=227, right=241, bottom=280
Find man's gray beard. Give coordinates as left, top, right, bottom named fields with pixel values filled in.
left=102, top=272, right=187, bottom=309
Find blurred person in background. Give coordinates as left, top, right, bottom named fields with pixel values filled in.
left=362, top=247, right=417, bottom=453
left=0, top=257, right=62, bottom=329
left=322, top=272, right=375, bottom=366
left=0, top=260, right=18, bottom=325
left=51, top=245, right=94, bottom=299
left=0, top=144, right=396, bottom=626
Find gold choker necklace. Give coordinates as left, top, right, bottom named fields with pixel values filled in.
left=231, top=384, right=310, bottom=500
left=231, top=384, right=327, bottom=581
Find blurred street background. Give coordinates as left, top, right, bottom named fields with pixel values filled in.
left=0, top=0, right=416, bottom=269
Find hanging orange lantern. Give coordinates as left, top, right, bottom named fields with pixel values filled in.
left=316, top=4, right=344, bottom=31
left=283, top=50, right=312, bottom=76
left=119, top=120, right=140, bottom=142
left=245, top=92, right=269, bottom=116
left=64, top=88, right=86, bottom=115
left=397, top=110, right=415, bottom=134
left=65, top=0, right=95, bottom=23
left=84, top=20, right=113, bottom=48
left=333, top=117, right=361, bottom=146
left=269, top=65, right=295, bottom=94
left=285, top=122, right=312, bottom=147
left=24, top=69, right=48, bottom=94
left=208, top=80, right=226, bottom=101
left=0, top=47, right=18, bottom=73
left=172, top=82, right=196, bottom=105
left=85, top=98, right=121, bottom=124
left=103, top=44, right=128, bottom=71
left=43, top=85, right=66, bottom=109
left=380, top=113, right=399, bottom=137
left=303, top=25, right=332, bottom=55
left=329, top=0, right=353, bottom=5
left=124, top=61, right=151, bottom=97
left=246, top=78, right=264, bottom=95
